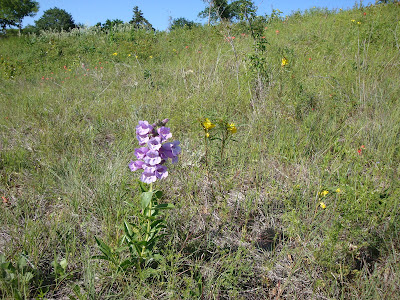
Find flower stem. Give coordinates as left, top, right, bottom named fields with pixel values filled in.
left=141, top=183, right=153, bottom=259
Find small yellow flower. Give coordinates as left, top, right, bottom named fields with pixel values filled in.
left=357, top=21, right=361, bottom=25
left=149, top=55, right=153, bottom=59
left=128, top=54, right=131, bottom=57
left=320, top=190, right=329, bottom=197
left=319, top=202, right=326, bottom=209
left=336, top=188, right=341, bottom=193
left=206, top=132, right=210, bottom=138
left=227, top=123, right=237, bottom=134
left=135, top=55, right=138, bottom=59
left=112, top=52, right=118, bottom=56
left=281, top=57, right=288, bottom=67
left=202, top=118, right=215, bottom=130
left=351, top=19, right=356, bottom=23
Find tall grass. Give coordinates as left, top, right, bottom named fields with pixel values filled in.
left=1, top=3, right=400, bottom=298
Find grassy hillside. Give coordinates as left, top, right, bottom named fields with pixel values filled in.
left=1, top=3, right=400, bottom=299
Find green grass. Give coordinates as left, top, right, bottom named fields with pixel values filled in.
left=1, top=3, right=400, bottom=299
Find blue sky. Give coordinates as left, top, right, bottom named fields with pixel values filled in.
left=22, top=0, right=371, bottom=31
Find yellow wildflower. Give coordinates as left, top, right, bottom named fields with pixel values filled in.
left=319, top=202, right=326, bottom=209
left=149, top=55, right=153, bottom=59
left=227, top=123, right=237, bottom=134
left=351, top=19, right=356, bottom=23
left=336, top=188, right=341, bottom=193
left=202, top=118, right=215, bottom=130
left=112, top=52, right=118, bottom=56
left=281, top=57, right=288, bottom=67
left=357, top=21, right=361, bottom=25
left=128, top=54, right=131, bottom=57
left=320, top=190, right=329, bottom=197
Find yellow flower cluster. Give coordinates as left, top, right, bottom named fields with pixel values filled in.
left=201, top=118, right=237, bottom=138
left=227, top=123, right=237, bottom=134
left=281, top=57, right=288, bottom=67
left=319, top=190, right=329, bottom=197
left=202, top=118, right=215, bottom=138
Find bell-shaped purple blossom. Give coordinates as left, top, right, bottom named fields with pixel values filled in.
left=136, top=121, right=153, bottom=136
left=160, top=141, right=181, bottom=163
left=140, top=168, right=157, bottom=184
left=158, top=127, right=172, bottom=142
left=144, top=150, right=162, bottom=166
left=134, top=147, right=149, bottom=160
left=129, top=160, right=144, bottom=172
left=155, top=165, right=168, bottom=179
left=137, top=134, right=149, bottom=146
left=148, top=136, right=162, bottom=150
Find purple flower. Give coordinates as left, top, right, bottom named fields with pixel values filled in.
left=160, top=141, right=181, bottom=163
left=148, top=136, right=162, bottom=150
left=158, top=127, right=172, bottom=142
left=136, top=120, right=153, bottom=136
left=155, top=165, right=168, bottom=179
left=144, top=150, right=162, bottom=166
left=134, top=147, right=149, bottom=160
left=129, top=160, right=144, bottom=172
left=140, top=168, right=157, bottom=184
left=137, top=134, right=149, bottom=146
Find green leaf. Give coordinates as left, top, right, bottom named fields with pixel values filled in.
left=123, top=220, right=133, bottom=237
left=140, top=191, right=153, bottom=210
left=17, top=255, right=27, bottom=271
left=154, top=203, right=174, bottom=210
left=139, top=181, right=149, bottom=193
left=150, top=219, right=164, bottom=230
left=59, top=258, right=68, bottom=271
left=91, top=255, right=110, bottom=261
left=154, top=190, right=163, bottom=199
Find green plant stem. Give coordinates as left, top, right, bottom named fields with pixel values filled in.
left=141, top=182, right=153, bottom=258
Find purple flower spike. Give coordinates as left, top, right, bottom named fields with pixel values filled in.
left=158, top=127, right=172, bottom=142
left=130, top=119, right=180, bottom=183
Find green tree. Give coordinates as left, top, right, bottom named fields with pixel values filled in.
left=35, top=7, right=75, bottom=32
left=0, top=0, right=39, bottom=32
left=130, top=6, right=154, bottom=30
left=169, top=17, right=198, bottom=30
left=199, top=0, right=256, bottom=23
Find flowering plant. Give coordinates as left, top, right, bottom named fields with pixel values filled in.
left=94, top=119, right=180, bottom=272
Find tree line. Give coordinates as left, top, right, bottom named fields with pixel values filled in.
left=1, top=0, right=297, bottom=34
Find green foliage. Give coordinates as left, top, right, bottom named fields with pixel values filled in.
left=93, top=184, right=174, bottom=272
left=169, top=17, right=199, bottom=30
left=35, top=7, right=75, bottom=32
left=199, top=0, right=257, bottom=23
left=0, top=2, right=400, bottom=298
left=0, top=0, right=39, bottom=31
left=0, top=254, right=36, bottom=299
left=130, top=6, right=154, bottom=31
